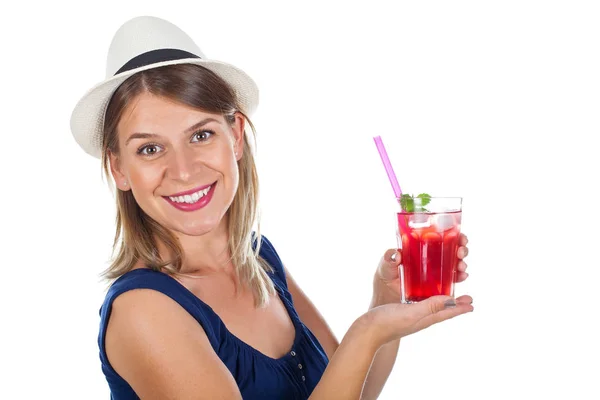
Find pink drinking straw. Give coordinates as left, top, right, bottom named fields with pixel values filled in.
left=373, top=136, right=403, bottom=197
left=373, top=136, right=409, bottom=235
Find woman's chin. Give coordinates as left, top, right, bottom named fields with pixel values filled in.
left=172, top=218, right=222, bottom=237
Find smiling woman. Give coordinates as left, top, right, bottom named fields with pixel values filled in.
left=69, top=15, right=473, bottom=400
left=100, top=66, right=274, bottom=306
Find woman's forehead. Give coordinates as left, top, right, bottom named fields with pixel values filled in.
left=118, top=93, right=224, bottom=135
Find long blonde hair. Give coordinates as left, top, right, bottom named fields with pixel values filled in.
left=100, top=64, right=275, bottom=307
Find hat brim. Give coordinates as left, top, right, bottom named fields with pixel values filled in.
left=70, top=58, right=259, bottom=159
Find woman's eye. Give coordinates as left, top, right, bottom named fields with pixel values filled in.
left=192, top=130, right=214, bottom=142
left=137, top=144, right=161, bottom=156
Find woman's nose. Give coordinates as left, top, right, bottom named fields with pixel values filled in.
left=166, top=147, right=196, bottom=182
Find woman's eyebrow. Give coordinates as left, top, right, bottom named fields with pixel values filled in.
left=125, top=117, right=221, bottom=145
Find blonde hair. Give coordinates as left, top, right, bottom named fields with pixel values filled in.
left=100, top=64, right=275, bottom=307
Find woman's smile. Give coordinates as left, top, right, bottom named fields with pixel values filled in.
left=163, top=181, right=217, bottom=212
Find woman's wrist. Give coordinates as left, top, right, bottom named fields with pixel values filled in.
left=348, top=313, right=384, bottom=354
left=352, top=307, right=402, bottom=354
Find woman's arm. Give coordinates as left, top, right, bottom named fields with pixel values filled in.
left=285, top=267, right=399, bottom=399
left=308, top=296, right=473, bottom=400
left=107, top=287, right=375, bottom=400
left=106, top=279, right=471, bottom=399
left=361, top=237, right=471, bottom=399
left=360, top=282, right=402, bottom=400
left=285, top=265, right=471, bottom=400
left=105, top=289, right=243, bottom=400
left=308, top=316, right=379, bottom=399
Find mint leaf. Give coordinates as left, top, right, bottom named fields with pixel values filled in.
left=400, top=193, right=432, bottom=213
left=400, top=194, right=414, bottom=212
left=417, top=193, right=431, bottom=207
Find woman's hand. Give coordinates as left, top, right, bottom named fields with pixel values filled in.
left=373, top=233, right=470, bottom=305
left=360, top=295, right=474, bottom=348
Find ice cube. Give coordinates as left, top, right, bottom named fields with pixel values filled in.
left=434, top=214, right=456, bottom=231
left=408, top=213, right=431, bottom=228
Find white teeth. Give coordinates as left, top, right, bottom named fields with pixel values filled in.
left=168, top=185, right=212, bottom=204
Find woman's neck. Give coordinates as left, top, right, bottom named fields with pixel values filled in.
left=158, top=219, right=234, bottom=276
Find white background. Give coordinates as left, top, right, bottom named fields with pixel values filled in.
left=1, top=1, right=599, bottom=399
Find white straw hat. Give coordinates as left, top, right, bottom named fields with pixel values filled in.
left=70, top=16, right=259, bottom=159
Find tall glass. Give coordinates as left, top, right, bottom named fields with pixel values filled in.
left=396, top=197, right=463, bottom=303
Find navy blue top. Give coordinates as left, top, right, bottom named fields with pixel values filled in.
left=98, top=235, right=329, bottom=399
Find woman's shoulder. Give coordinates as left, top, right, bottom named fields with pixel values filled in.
left=99, top=275, right=235, bottom=399
left=102, top=268, right=175, bottom=304
left=99, top=268, right=223, bottom=350
left=100, top=268, right=212, bottom=326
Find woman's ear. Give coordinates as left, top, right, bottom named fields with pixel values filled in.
left=108, top=151, right=130, bottom=191
left=231, top=113, right=246, bottom=161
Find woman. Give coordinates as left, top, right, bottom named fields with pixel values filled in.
left=70, top=16, right=473, bottom=400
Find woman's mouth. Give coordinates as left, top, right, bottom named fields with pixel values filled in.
left=163, top=182, right=217, bottom=211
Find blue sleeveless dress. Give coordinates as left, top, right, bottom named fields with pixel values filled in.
left=98, top=235, right=329, bottom=399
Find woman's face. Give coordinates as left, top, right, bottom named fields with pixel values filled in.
left=109, top=92, right=244, bottom=237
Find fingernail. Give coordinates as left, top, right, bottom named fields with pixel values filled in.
left=390, top=252, right=398, bottom=262
left=444, top=299, right=456, bottom=309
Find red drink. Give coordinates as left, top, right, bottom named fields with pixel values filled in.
left=397, top=210, right=462, bottom=303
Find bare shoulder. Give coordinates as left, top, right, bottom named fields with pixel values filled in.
left=105, top=288, right=242, bottom=400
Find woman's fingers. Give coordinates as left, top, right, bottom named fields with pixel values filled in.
left=377, top=249, right=402, bottom=281
left=455, top=272, right=469, bottom=282
left=370, top=295, right=474, bottom=345
left=455, top=261, right=469, bottom=282
left=384, top=248, right=401, bottom=265
left=407, top=296, right=459, bottom=319
left=457, top=234, right=469, bottom=259
left=414, top=303, right=473, bottom=332
left=455, top=295, right=473, bottom=304
left=410, top=296, right=474, bottom=333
